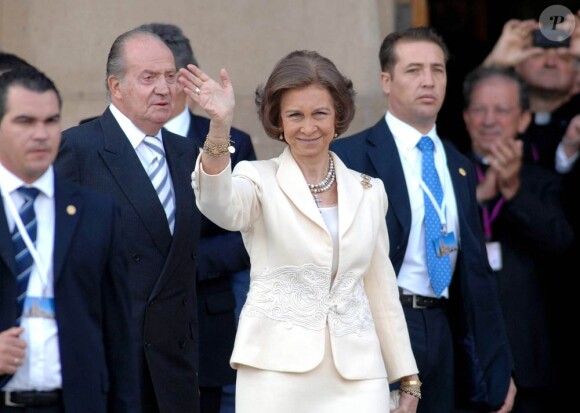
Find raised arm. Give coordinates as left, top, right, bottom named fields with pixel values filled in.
left=179, top=64, right=235, bottom=174
left=483, top=19, right=542, bottom=68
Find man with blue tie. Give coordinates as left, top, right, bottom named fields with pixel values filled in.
left=331, top=27, right=515, bottom=413
left=0, top=68, right=138, bottom=411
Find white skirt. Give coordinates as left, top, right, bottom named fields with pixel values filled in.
left=235, top=328, right=398, bottom=413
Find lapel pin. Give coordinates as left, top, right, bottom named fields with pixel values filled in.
left=66, top=205, right=77, bottom=216
left=458, top=168, right=466, bottom=176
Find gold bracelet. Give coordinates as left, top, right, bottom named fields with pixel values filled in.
left=400, top=380, right=422, bottom=386
left=202, top=137, right=235, bottom=157
left=399, top=387, right=422, bottom=399
left=399, top=378, right=422, bottom=399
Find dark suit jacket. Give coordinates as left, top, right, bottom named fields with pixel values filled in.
left=184, top=112, right=255, bottom=387
left=0, top=174, right=138, bottom=413
left=331, top=118, right=513, bottom=410
left=469, top=157, right=572, bottom=388
left=54, top=108, right=201, bottom=413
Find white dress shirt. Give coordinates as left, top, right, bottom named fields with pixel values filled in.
left=0, top=163, right=61, bottom=391
left=386, top=112, right=460, bottom=298
left=109, top=103, right=176, bottom=198
left=163, top=106, right=191, bottom=138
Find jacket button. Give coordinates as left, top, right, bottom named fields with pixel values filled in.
left=179, top=339, right=186, bottom=349
left=144, top=341, right=151, bottom=349
left=191, top=251, right=197, bottom=260
left=132, top=253, right=141, bottom=262
left=183, top=298, right=188, bottom=305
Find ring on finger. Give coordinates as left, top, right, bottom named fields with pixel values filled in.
left=194, top=87, right=201, bottom=95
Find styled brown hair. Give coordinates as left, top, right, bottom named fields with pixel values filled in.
left=255, top=50, right=355, bottom=140
left=379, top=27, right=449, bottom=74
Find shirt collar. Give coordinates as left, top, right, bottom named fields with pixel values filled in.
left=164, top=106, right=190, bottom=138
left=386, top=111, right=440, bottom=152
left=109, top=103, right=163, bottom=148
left=0, top=162, right=55, bottom=199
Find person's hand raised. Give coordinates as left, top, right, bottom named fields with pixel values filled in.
left=569, top=10, right=580, bottom=59
left=561, top=114, right=580, bottom=158
left=483, top=19, right=543, bottom=67
left=476, top=167, right=499, bottom=203
left=179, top=64, right=235, bottom=131
left=488, top=139, right=523, bottom=201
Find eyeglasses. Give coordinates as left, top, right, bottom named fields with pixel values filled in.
left=466, top=106, right=518, bottom=118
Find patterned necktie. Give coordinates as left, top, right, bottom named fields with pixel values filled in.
left=143, top=135, right=175, bottom=234
left=417, top=136, right=451, bottom=297
left=11, top=186, right=40, bottom=318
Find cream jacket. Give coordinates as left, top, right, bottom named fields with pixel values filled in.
left=192, top=148, right=417, bottom=382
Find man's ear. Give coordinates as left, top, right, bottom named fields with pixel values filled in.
left=380, top=71, right=392, bottom=95
left=108, top=75, right=122, bottom=101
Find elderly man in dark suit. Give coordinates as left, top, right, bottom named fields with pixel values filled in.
left=0, top=68, right=138, bottom=412
left=332, top=27, right=515, bottom=413
left=54, top=28, right=201, bottom=413
left=136, top=22, right=256, bottom=413
left=462, top=65, right=572, bottom=413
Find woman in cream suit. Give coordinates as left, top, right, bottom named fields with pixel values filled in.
left=181, top=50, right=419, bottom=413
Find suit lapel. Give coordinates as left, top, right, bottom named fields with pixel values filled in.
left=276, top=148, right=327, bottom=231
left=149, top=132, right=197, bottom=301
left=443, top=141, right=472, bottom=228
left=163, top=132, right=196, bottom=246
left=98, top=110, right=172, bottom=256
left=367, top=119, right=411, bottom=233
left=187, top=112, right=209, bottom=149
left=52, top=175, right=82, bottom=284
left=0, top=199, right=17, bottom=275
left=333, top=154, right=363, bottom=240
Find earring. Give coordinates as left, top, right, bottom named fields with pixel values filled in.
left=334, top=133, right=338, bottom=138
left=279, top=134, right=284, bottom=141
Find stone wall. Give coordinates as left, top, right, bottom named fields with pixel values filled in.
left=0, top=0, right=395, bottom=159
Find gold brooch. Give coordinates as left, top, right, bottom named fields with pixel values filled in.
left=360, top=174, right=372, bottom=189
left=458, top=168, right=466, bottom=176
left=66, top=205, right=77, bottom=215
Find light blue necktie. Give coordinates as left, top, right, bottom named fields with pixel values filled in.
left=11, top=186, right=40, bottom=319
left=144, top=136, right=175, bottom=234
left=417, top=136, right=451, bottom=297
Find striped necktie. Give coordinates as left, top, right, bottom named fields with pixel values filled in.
left=144, top=136, right=175, bottom=234
left=11, top=186, right=40, bottom=319
left=417, top=136, right=451, bottom=297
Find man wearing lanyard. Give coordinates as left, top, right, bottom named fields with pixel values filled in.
left=463, top=65, right=573, bottom=412
left=0, top=68, right=138, bottom=412
left=332, top=27, right=515, bottom=412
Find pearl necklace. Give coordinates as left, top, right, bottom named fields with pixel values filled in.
left=308, top=155, right=335, bottom=193
left=308, top=155, right=335, bottom=207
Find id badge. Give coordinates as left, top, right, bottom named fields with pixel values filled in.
left=434, top=231, right=458, bottom=257
left=22, top=296, right=55, bottom=319
left=485, top=241, right=503, bottom=271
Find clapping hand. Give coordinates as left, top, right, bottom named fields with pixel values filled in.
left=561, top=114, right=580, bottom=158
left=487, top=139, right=523, bottom=201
